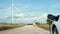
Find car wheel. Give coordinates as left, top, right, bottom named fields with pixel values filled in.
left=52, top=27, right=58, bottom=34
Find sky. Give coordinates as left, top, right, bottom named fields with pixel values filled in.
left=0, top=0, right=60, bottom=24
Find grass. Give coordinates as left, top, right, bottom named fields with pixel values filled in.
left=36, top=24, right=52, bottom=31
left=0, top=23, right=52, bottom=31
left=0, top=24, right=25, bottom=31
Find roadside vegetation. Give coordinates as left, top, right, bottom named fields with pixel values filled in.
left=0, top=23, right=25, bottom=31
left=36, top=24, right=52, bottom=31
left=27, top=23, right=33, bottom=25
left=35, top=22, right=52, bottom=31
left=35, top=16, right=53, bottom=31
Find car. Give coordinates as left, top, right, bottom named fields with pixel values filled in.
left=47, top=14, right=60, bottom=34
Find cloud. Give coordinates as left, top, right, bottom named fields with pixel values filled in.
left=36, top=14, right=48, bottom=23
left=14, top=13, right=49, bottom=23
left=13, top=13, right=38, bottom=23
left=39, top=14, right=48, bottom=19
left=29, top=13, right=36, bottom=17
left=14, top=13, right=48, bottom=23
left=0, top=17, right=2, bottom=18
left=0, top=16, right=8, bottom=19
left=15, top=13, right=25, bottom=17
left=13, top=17, right=38, bottom=23
left=15, top=12, right=36, bottom=18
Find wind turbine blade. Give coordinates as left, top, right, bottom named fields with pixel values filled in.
left=14, top=7, right=21, bottom=11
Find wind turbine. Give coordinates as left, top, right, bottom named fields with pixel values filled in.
left=11, top=0, right=21, bottom=24
left=11, top=0, right=14, bottom=23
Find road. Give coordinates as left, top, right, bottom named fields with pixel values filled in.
left=0, top=25, right=50, bottom=34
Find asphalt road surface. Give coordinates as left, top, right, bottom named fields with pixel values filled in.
left=0, top=25, right=50, bottom=34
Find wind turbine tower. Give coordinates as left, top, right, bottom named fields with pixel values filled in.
left=12, top=0, right=14, bottom=23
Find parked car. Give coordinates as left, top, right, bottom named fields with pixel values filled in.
left=47, top=14, right=60, bottom=34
